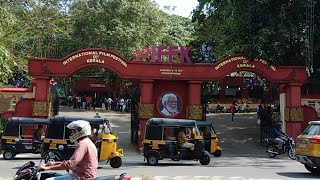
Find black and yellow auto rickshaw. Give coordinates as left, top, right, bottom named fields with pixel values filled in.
left=197, top=121, right=222, bottom=157
left=142, top=118, right=211, bottom=166
left=1, top=117, right=48, bottom=160
left=42, top=115, right=123, bottom=168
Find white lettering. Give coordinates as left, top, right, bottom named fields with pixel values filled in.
left=62, top=51, right=128, bottom=67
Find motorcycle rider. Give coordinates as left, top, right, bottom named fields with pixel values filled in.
left=273, top=123, right=288, bottom=150
left=38, top=120, right=98, bottom=180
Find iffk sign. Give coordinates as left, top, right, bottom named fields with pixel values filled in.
left=133, top=45, right=192, bottom=63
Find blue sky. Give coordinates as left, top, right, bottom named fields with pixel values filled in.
left=154, top=0, right=199, bottom=18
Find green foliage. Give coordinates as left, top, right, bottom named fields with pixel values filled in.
left=0, top=0, right=196, bottom=83
left=0, top=118, right=7, bottom=136
left=192, top=0, right=319, bottom=67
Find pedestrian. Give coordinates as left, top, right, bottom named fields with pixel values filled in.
left=82, top=95, right=86, bottom=109
left=119, top=97, right=125, bottom=112
left=230, top=102, right=236, bottom=121
left=68, top=94, right=72, bottom=107
left=113, top=97, right=118, bottom=111
left=86, top=95, right=92, bottom=110
left=256, top=104, right=263, bottom=125
left=101, top=96, right=106, bottom=111
left=126, top=98, right=132, bottom=112
left=77, top=95, right=81, bottom=109
left=107, top=97, right=113, bottom=110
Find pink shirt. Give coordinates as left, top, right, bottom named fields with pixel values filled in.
left=63, top=137, right=98, bottom=180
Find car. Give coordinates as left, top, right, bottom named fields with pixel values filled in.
left=295, top=120, right=320, bottom=173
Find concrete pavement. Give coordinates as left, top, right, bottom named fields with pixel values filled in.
left=58, top=106, right=269, bottom=157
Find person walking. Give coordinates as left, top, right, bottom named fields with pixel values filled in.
left=119, top=98, right=125, bottom=112
left=256, top=104, right=263, bottom=125
left=68, top=94, right=73, bottom=107
left=113, top=97, right=118, bottom=111
left=101, top=97, right=106, bottom=111
left=107, top=97, right=113, bottom=111
left=230, top=102, right=236, bottom=121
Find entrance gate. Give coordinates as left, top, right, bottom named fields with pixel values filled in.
left=7, top=49, right=308, bottom=147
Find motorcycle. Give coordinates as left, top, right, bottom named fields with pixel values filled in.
left=265, top=135, right=296, bottom=160
left=215, top=105, right=226, bottom=113
left=13, top=161, right=131, bottom=180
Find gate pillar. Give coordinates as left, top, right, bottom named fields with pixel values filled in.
left=33, top=77, right=51, bottom=118
left=284, top=83, right=303, bottom=139
left=187, top=81, right=202, bottom=120
left=138, top=80, right=154, bottom=148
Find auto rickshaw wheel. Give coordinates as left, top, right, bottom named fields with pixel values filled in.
left=146, top=154, right=159, bottom=166
left=213, top=150, right=221, bottom=157
left=199, top=154, right=210, bottom=165
left=110, top=157, right=122, bottom=168
left=3, top=150, right=15, bottom=160
left=304, top=164, right=320, bottom=174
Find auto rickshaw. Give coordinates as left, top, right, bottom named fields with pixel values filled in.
left=1, top=117, right=48, bottom=160
left=42, top=115, right=123, bottom=168
left=142, top=118, right=211, bottom=166
left=197, top=121, right=222, bottom=157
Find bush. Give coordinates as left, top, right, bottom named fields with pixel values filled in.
left=0, top=118, right=6, bottom=137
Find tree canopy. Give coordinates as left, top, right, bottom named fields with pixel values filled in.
left=192, top=0, right=319, bottom=68
left=0, top=0, right=195, bottom=86
left=0, top=0, right=319, bottom=88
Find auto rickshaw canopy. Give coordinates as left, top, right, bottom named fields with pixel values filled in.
left=46, top=115, right=107, bottom=140
left=146, top=118, right=197, bottom=127
left=3, top=117, right=48, bottom=137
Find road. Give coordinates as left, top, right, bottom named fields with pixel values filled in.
left=0, top=107, right=318, bottom=179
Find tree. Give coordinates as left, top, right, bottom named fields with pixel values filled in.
left=192, top=0, right=319, bottom=67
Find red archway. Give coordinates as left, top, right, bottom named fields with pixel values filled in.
left=25, top=48, right=308, bottom=146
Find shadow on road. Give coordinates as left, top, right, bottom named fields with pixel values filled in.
left=206, top=113, right=267, bottom=157
left=277, top=172, right=320, bottom=179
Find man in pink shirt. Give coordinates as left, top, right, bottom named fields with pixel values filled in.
left=38, top=120, right=98, bottom=180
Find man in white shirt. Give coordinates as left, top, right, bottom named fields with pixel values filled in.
left=107, top=97, right=113, bottom=111
left=119, top=98, right=125, bottom=112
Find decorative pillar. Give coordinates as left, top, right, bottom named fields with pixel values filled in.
left=33, top=77, right=51, bottom=117
left=278, top=85, right=286, bottom=132
left=138, top=80, right=154, bottom=148
left=187, top=81, right=202, bottom=120
left=284, top=83, right=303, bottom=139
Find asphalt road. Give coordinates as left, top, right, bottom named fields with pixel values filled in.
left=0, top=107, right=318, bottom=179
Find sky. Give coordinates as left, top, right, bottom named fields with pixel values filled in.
left=154, top=0, right=199, bottom=18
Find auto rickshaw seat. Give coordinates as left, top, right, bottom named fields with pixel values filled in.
left=178, top=144, right=190, bottom=150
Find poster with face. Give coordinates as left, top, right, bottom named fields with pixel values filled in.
left=158, top=92, right=182, bottom=117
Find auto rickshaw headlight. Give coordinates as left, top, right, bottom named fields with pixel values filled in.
left=48, top=152, right=56, bottom=159
left=58, top=145, right=64, bottom=151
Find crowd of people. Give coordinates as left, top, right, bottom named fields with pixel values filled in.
left=67, top=95, right=132, bottom=112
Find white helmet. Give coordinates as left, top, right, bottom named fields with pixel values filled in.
left=67, top=120, right=91, bottom=143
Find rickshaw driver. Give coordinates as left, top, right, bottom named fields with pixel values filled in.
left=34, top=125, right=44, bottom=141
left=38, top=120, right=98, bottom=180
left=177, top=128, right=194, bottom=150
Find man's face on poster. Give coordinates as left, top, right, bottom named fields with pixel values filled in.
left=164, top=96, right=177, bottom=113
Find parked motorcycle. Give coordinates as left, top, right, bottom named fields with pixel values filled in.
left=216, top=105, right=226, bottom=113
left=265, top=135, right=296, bottom=160
left=13, top=161, right=131, bottom=180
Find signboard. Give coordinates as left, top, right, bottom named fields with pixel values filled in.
left=133, top=45, right=192, bottom=63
